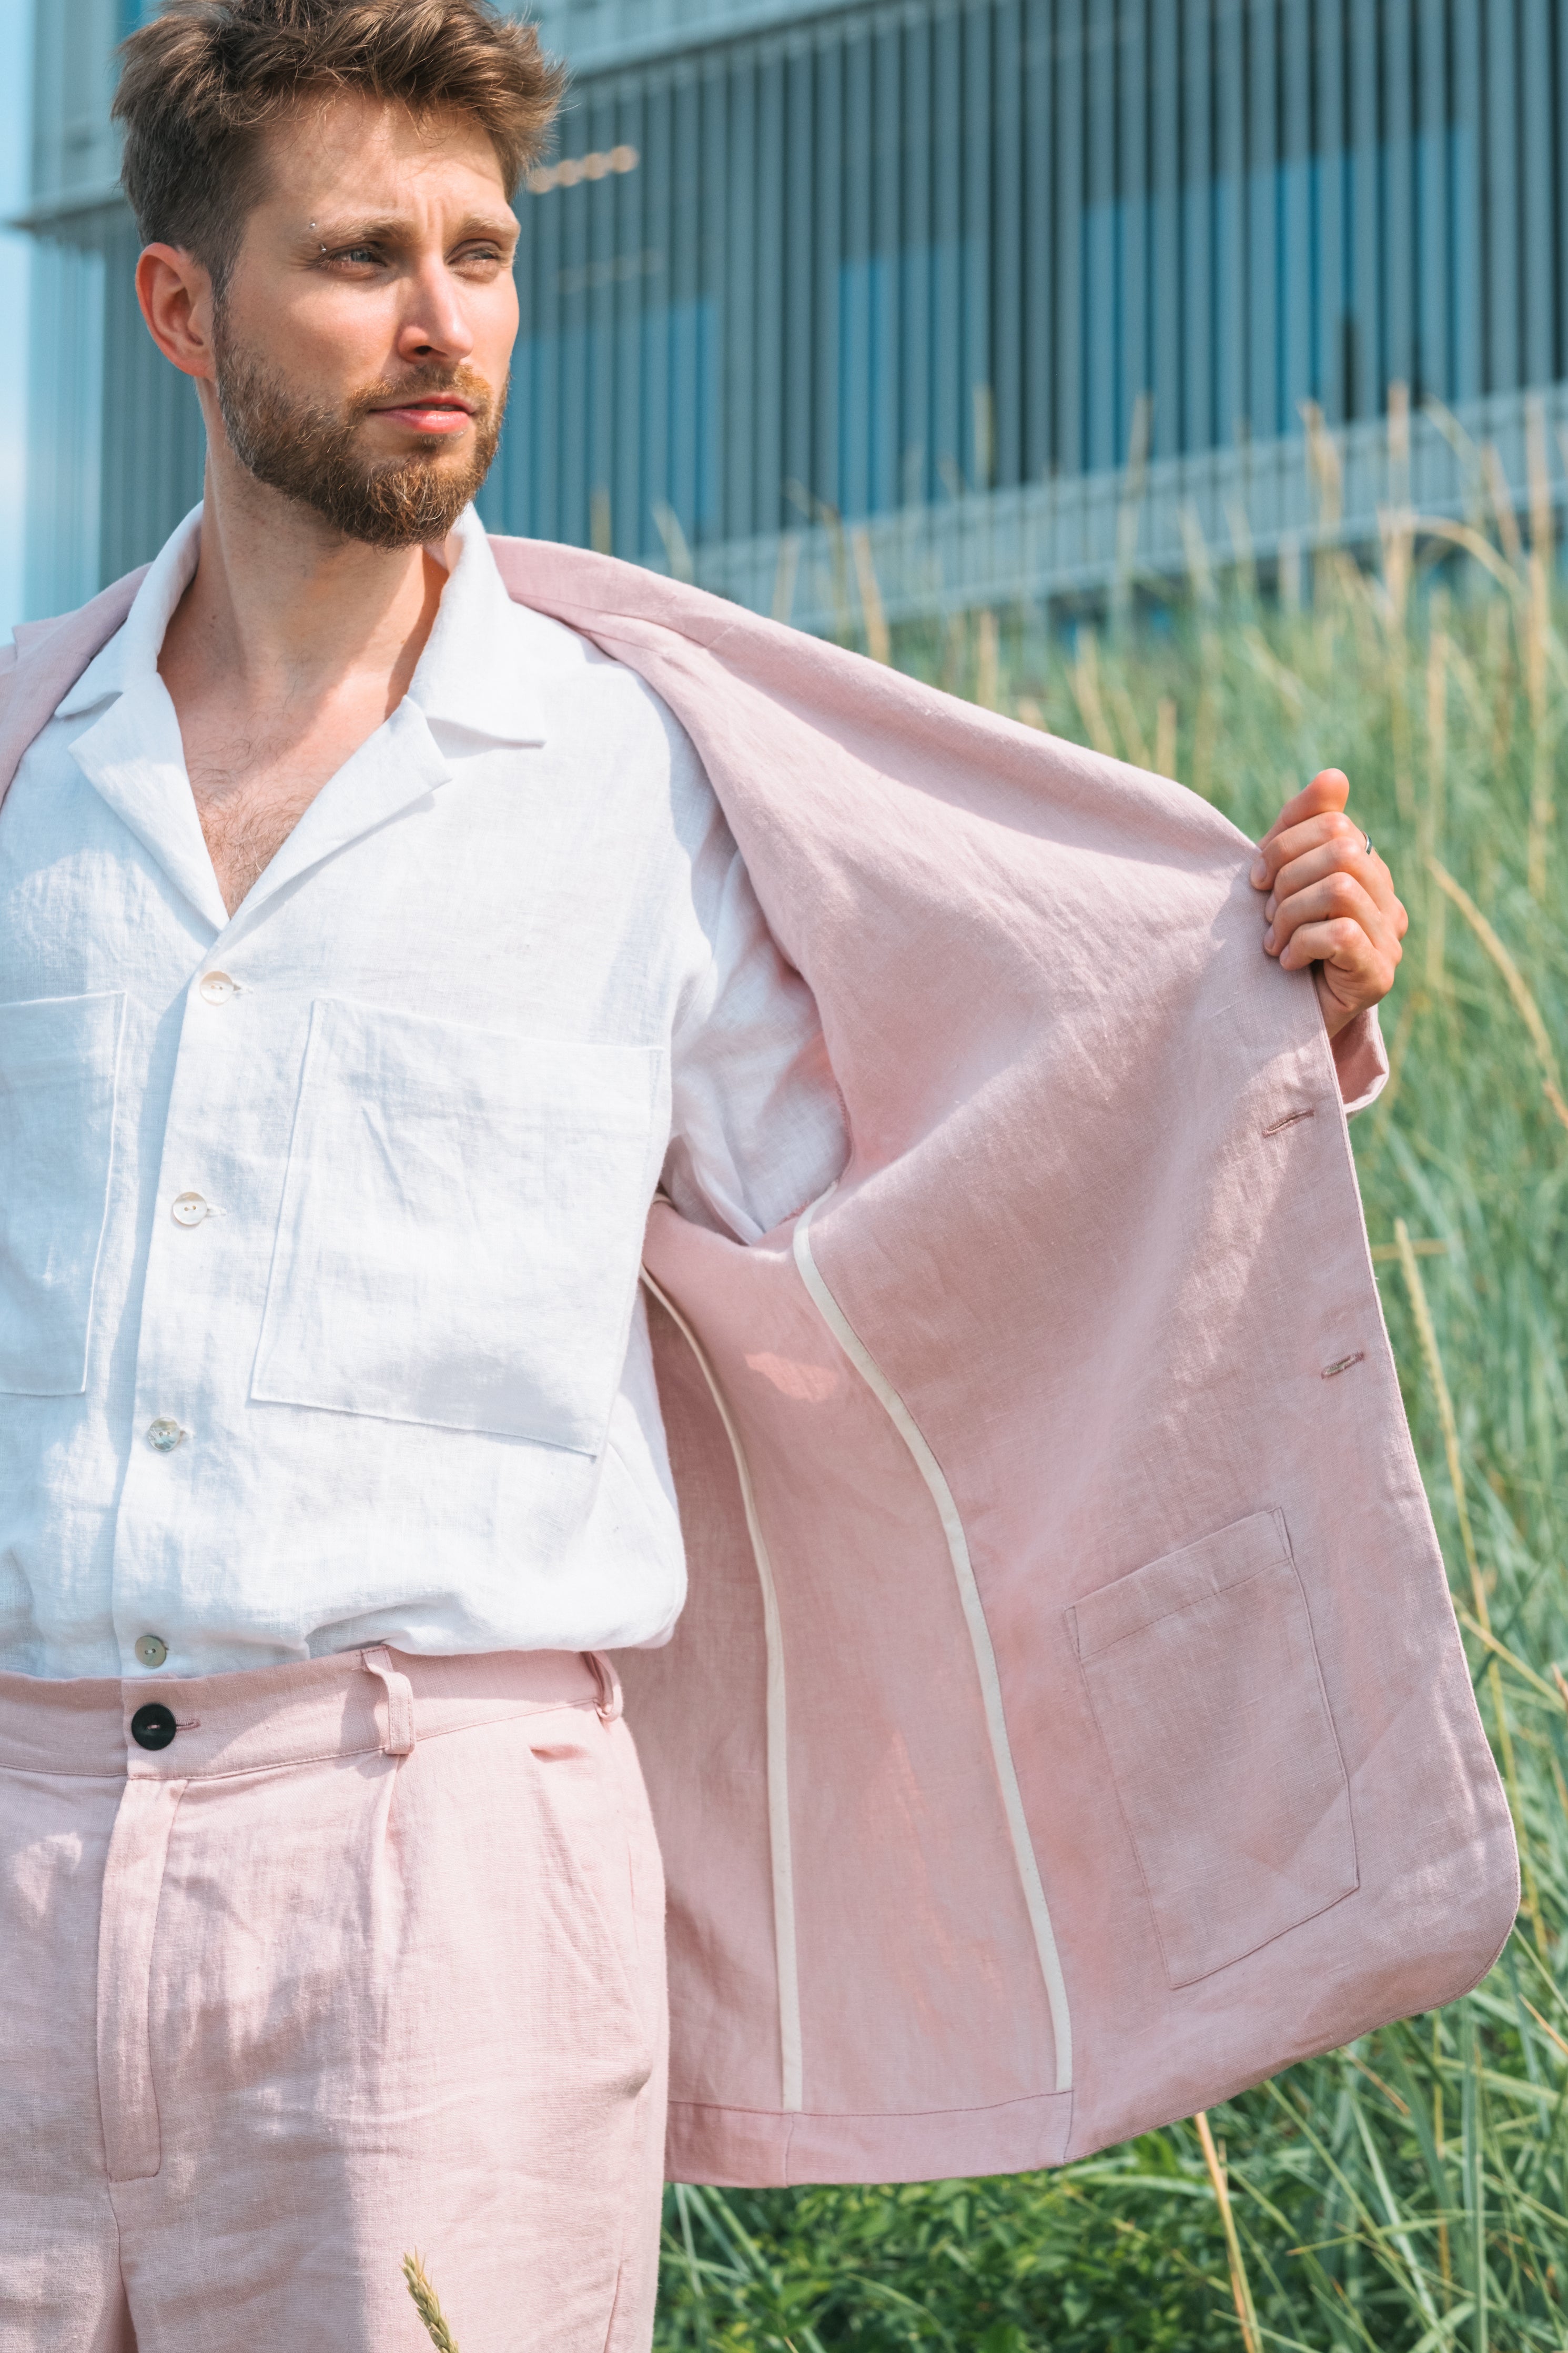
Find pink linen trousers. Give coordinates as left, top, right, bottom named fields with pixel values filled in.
left=0, top=540, right=1519, bottom=2325
left=0, top=1646, right=666, bottom=2353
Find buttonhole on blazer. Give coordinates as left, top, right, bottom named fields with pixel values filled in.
left=1263, top=1107, right=1316, bottom=1137
left=175, top=1716, right=201, bottom=1729
left=530, top=1739, right=590, bottom=1761
left=1321, top=1352, right=1365, bottom=1379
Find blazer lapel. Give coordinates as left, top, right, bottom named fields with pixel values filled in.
left=0, top=571, right=148, bottom=815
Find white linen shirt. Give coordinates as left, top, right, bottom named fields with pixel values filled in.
left=0, top=504, right=846, bottom=1680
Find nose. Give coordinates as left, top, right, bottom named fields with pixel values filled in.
left=396, top=257, right=476, bottom=368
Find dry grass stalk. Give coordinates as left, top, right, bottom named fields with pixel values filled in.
left=1177, top=501, right=1216, bottom=606
left=1301, top=399, right=1343, bottom=532
left=403, top=2252, right=460, bottom=2351
left=1481, top=441, right=1524, bottom=569
left=1111, top=391, right=1151, bottom=632
left=974, top=607, right=1000, bottom=709
left=1458, top=1607, right=1568, bottom=1708
left=1379, top=383, right=1414, bottom=640
left=1108, top=681, right=1151, bottom=770
left=849, top=527, right=891, bottom=665
left=1154, top=694, right=1178, bottom=780
left=1424, top=613, right=1449, bottom=991
left=1485, top=594, right=1516, bottom=785
left=651, top=500, right=694, bottom=585
left=1069, top=629, right=1116, bottom=757
left=1363, top=987, right=1427, bottom=1166
left=1193, top=2110, right=1261, bottom=2353
left=1394, top=1218, right=1485, bottom=1626
left=1525, top=397, right=1555, bottom=900
left=1427, top=859, right=1568, bottom=1130
left=1223, top=496, right=1258, bottom=603
left=1398, top=1223, right=1546, bottom=1955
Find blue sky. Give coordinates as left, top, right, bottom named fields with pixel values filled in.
left=0, top=0, right=32, bottom=636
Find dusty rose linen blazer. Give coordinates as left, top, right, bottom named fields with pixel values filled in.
left=0, top=542, right=1518, bottom=2193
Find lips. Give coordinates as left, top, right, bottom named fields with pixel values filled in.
left=371, top=396, right=477, bottom=436
left=375, top=398, right=474, bottom=415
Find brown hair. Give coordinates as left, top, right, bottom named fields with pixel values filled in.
left=114, top=0, right=564, bottom=289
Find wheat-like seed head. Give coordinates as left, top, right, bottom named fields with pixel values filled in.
left=402, top=2251, right=460, bottom=2353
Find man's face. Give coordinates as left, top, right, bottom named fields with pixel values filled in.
left=210, top=93, right=521, bottom=548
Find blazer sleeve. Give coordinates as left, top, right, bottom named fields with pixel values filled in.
left=1331, top=1004, right=1390, bottom=1115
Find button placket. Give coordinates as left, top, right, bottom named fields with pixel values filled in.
left=131, top=971, right=246, bottom=1490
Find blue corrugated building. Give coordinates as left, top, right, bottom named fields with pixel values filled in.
left=19, top=0, right=1568, bottom=626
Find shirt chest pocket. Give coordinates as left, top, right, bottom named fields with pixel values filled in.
left=0, top=992, right=125, bottom=1397
left=251, top=999, right=662, bottom=1452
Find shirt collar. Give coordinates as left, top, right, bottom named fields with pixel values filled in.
left=55, top=500, right=549, bottom=749
left=56, top=503, right=204, bottom=718
left=406, top=505, right=548, bottom=749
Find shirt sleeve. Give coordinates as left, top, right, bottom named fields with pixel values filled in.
left=663, top=800, right=849, bottom=1247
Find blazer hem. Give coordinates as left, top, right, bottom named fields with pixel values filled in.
left=664, top=2088, right=1075, bottom=2187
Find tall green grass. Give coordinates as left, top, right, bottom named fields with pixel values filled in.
left=654, top=458, right=1568, bottom=2350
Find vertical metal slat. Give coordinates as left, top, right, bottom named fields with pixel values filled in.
left=1450, top=0, right=1483, bottom=405
left=1084, top=0, right=1115, bottom=469
left=1281, top=0, right=1312, bottom=433
left=993, top=0, right=1027, bottom=491
left=1056, top=0, right=1086, bottom=473
left=1520, top=0, right=1553, bottom=388
left=1151, top=0, right=1181, bottom=455
left=1183, top=0, right=1213, bottom=446
left=1484, top=0, right=1519, bottom=393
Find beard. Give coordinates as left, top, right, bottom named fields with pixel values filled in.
left=211, top=326, right=507, bottom=550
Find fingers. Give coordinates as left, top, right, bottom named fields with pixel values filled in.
left=1303, top=913, right=1403, bottom=1036
left=1264, top=829, right=1402, bottom=927
left=1256, top=768, right=1349, bottom=854
left=1264, top=869, right=1389, bottom=966
left=1251, top=786, right=1410, bottom=943
left=1252, top=803, right=1373, bottom=896
left=1264, top=875, right=1403, bottom=1036
left=1253, top=769, right=1408, bottom=1029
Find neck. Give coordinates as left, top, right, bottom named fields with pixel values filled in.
left=161, top=437, right=446, bottom=716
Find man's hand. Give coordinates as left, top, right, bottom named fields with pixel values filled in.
left=1250, top=769, right=1408, bottom=1039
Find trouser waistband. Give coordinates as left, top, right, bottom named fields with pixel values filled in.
left=0, top=1646, right=619, bottom=1782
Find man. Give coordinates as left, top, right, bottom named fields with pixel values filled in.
left=0, top=2, right=1501, bottom=2348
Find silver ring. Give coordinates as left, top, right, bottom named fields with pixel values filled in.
left=1363, top=832, right=1374, bottom=857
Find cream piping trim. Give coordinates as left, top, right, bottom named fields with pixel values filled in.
left=792, top=1193, right=1074, bottom=2093
left=639, top=1269, right=804, bottom=2113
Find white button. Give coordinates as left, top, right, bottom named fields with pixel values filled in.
left=199, top=971, right=239, bottom=1004
left=171, top=1191, right=210, bottom=1226
left=146, top=1419, right=185, bottom=1453
left=135, top=1633, right=168, bottom=1668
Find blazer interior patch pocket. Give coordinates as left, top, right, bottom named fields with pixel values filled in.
left=1066, top=1508, right=1358, bottom=1989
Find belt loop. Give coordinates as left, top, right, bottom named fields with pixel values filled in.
left=361, top=1647, right=416, bottom=1756
left=588, top=1650, right=623, bottom=1724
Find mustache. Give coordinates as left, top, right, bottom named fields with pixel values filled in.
left=348, top=364, right=495, bottom=420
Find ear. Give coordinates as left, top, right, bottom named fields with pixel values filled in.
left=136, top=244, right=218, bottom=383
